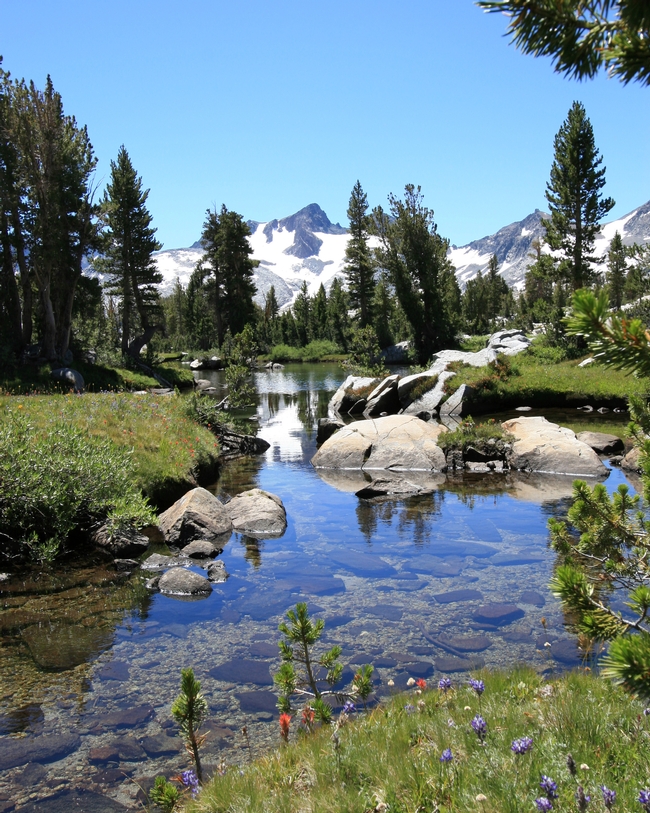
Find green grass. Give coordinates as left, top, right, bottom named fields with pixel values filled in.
left=0, top=360, right=195, bottom=395
left=445, top=352, right=645, bottom=413
left=188, top=669, right=650, bottom=813
left=0, top=393, right=220, bottom=507
left=437, top=418, right=508, bottom=452
left=261, top=342, right=347, bottom=364
left=408, top=373, right=439, bottom=402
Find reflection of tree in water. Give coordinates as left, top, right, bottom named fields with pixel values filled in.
left=397, top=492, right=445, bottom=548
left=355, top=492, right=445, bottom=547
left=442, top=475, right=511, bottom=510
left=265, top=392, right=281, bottom=419
left=240, top=535, right=264, bottom=568
left=292, top=388, right=335, bottom=438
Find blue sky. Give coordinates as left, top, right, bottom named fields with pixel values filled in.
left=3, top=0, right=648, bottom=249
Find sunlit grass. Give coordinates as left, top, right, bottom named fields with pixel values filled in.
left=189, top=669, right=650, bottom=813
left=0, top=392, right=219, bottom=506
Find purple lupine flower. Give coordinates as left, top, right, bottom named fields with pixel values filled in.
left=438, top=678, right=452, bottom=692
left=180, top=769, right=199, bottom=798
left=404, top=703, right=415, bottom=714
left=540, top=776, right=558, bottom=799
left=535, top=800, right=553, bottom=812
left=469, top=678, right=485, bottom=696
left=644, top=708, right=650, bottom=716
left=343, top=700, right=356, bottom=714
left=601, top=786, right=616, bottom=810
left=639, top=790, right=650, bottom=812
left=511, top=736, right=534, bottom=754
left=471, top=714, right=487, bottom=741
left=576, top=786, right=591, bottom=812
left=440, top=748, right=453, bottom=762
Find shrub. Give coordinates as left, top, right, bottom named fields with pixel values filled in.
left=0, top=411, right=156, bottom=562
left=301, top=340, right=341, bottom=362
left=268, top=344, right=304, bottom=363
left=437, top=417, right=509, bottom=452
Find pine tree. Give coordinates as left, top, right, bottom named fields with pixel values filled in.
left=293, top=281, right=311, bottom=347
left=99, top=146, right=162, bottom=357
left=310, top=283, right=328, bottom=340
left=607, top=231, right=628, bottom=310
left=344, top=180, right=375, bottom=327
left=198, top=205, right=257, bottom=346
left=374, top=185, right=457, bottom=364
left=327, top=277, right=350, bottom=351
left=544, top=101, right=614, bottom=291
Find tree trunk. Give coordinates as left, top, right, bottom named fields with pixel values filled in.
left=0, top=209, right=23, bottom=350
left=127, top=323, right=162, bottom=360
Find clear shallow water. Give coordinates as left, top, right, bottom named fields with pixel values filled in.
left=0, top=365, right=635, bottom=810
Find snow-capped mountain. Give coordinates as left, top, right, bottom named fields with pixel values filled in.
left=153, top=200, right=650, bottom=305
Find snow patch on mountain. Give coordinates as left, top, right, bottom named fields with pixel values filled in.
left=152, top=200, right=650, bottom=304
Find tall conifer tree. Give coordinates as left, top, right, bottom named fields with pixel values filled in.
left=607, top=231, right=627, bottom=310
left=544, top=101, right=614, bottom=291
left=100, top=146, right=162, bottom=357
left=344, top=180, right=375, bottom=327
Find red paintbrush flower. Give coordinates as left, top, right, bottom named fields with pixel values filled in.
left=279, top=713, right=291, bottom=742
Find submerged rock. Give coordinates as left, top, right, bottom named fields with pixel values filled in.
left=158, top=487, right=232, bottom=547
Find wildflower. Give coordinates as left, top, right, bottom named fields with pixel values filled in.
left=601, top=786, right=616, bottom=810
left=476, top=794, right=487, bottom=803
left=407, top=677, right=416, bottom=687
left=279, top=713, right=291, bottom=742
left=387, top=679, right=395, bottom=687
left=415, top=678, right=427, bottom=690
left=580, top=763, right=590, bottom=771
left=180, top=769, right=199, bottom=798
left=535, top=799, right=553, bottom=812
left=404, top=703, right=415, bottom=714
left=440, top=748, right=453, bottom=763
left=469, top=678, right=485, bottom=696
left=447, top=718, right=456, bottom=727
left=639, top=789, right=650, bottom=812
left=471, top=714, right=487, bottom=742
left=343, top=700, right=356, bottom=714
left=576, top=786, right=591, bottom=812
left=511, top=736, right=533, bottom=754
left=644, top=708, right=650, bottom=716
left=540, top=776, right=558, bottom=799
left=301, top=706, right=315, bottom=727
left=439, top=677, right=452, bottom=692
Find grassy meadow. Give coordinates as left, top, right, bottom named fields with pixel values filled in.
left=188, top=669, right=650, bottom=813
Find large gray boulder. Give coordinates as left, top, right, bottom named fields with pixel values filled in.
left=50, top=367, right=84, bottom=393
left=226, top=488, right=287, bottom=537
left=328, top=375, right=379, bottom=416
left=398, top=371, right=439, bottom=404
left=158, top=487, right=232, bottom=547
left=502, top=416, right=608, bottom=477
left=487, top=329, right=531, bottom=356
left=576, top=431, right=624, bottom=455
left=621, top=445, right=643, bottom=473
left=364, top=374, right=400, bottom=416
left=439, top=384, right=475, bottom=418
left=430, top=348, right=497, bottom=368
left=311, top=414, right=447, bottom=472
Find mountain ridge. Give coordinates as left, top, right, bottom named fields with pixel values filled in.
left=151, top=201, right=650, bottom=309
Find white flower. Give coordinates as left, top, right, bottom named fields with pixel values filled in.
left=407, top=677, right=416, bottom=687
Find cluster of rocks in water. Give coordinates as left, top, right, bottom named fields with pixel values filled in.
left=314, top=328, right=634, bottom=497
left=93, top=486, right=287, bottom=597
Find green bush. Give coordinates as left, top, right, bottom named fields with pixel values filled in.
left=0, top=411, right=156, bottom=562
left=437, top=417, right=509, bottom=451
left=301, top=340, right=341, bottom=362
left=407, top=374, right=439, bottom=402
left=268, top=344, right=304, bottom=363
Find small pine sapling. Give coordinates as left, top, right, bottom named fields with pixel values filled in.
left=352, top=664, right=374, bottom=709
left=171, top=667, right=207, bottom=783
left=149, top=776, right=180, bottom=813
left=275, top=602, right=369, bottom=724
